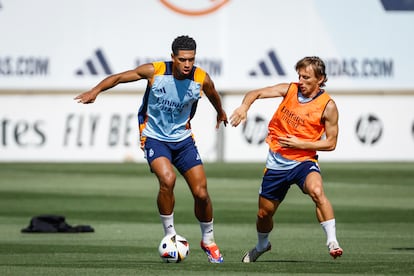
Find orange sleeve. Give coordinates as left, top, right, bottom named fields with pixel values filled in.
left=193, top=67, right=207, bottom=96
left=150, top=61, right=166, bottom=85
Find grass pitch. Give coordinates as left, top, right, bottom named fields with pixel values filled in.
left=0, top=162, right=413, bottom=275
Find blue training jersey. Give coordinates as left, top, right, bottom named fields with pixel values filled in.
left=138, top=61, right=206, bottom=142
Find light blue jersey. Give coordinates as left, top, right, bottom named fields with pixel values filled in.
left=138, top=61, right=206, bottom=142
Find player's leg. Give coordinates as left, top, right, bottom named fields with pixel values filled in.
left=143, top=138, right=177, bottom=236
left=183, top=164, right=214, bottom=241
left=256, top=196, right=279, bottom=251
left=175, top=137, right=223, bottom=263
left=173, top=137, right=211, bottom=222
left=183, top=164, right=212, bottom=222
left=257, top=195, right=280, bottom=233
left=151, top=157, right=178, bottom=236
left=302, top=169, right=343, bottom=259
left=184, top=166, right=223, bottom=263
left=242, top=195, right=278, bottom=263
left=151, top=157, right=177, bottom=216
left=303, top=171, right=334, bottom=222
left=242, top=167, right=289, bottom=263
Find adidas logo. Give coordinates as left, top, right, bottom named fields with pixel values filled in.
left=249, top=50, right=286, bottom=77
left=75, top=49, right=113, bottom=76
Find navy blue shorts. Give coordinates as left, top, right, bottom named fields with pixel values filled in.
left=143, top=136, right=202, bottom=174
left=259, top=161, right=321, bottom=202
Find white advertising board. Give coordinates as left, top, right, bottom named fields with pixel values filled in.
left=1, top=93, right=413, bottom=162
left=0, top=0, right=413, bottom=91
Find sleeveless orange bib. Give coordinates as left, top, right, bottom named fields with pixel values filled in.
left=266, top=83, right=331, bottom=161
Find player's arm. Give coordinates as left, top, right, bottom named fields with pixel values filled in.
left=278, top=99, right=339, bottom=151
left=74, top=63, right=155, bottom=104
left=230, top=83, right=290, bottom=127
left=202, top=73, right=228, bottom=128
left=319, top=99, right=339, bottom=151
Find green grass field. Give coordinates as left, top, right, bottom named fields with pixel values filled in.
left=0, top=162, right=413, bottom=275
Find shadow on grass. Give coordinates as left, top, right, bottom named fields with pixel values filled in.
left=257, top=259, right=340, bottom=264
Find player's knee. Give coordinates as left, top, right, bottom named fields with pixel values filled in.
left=257, top=208, right=272, bottom=220
left=308, top=185, right=325, bottom=203
left=158, top=172, right=176, bottom=191
left=193, top=187, right=209, bottom=202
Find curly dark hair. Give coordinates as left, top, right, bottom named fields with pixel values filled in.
left=295, top=56, right=328, bottom=87
left=171, top=35, right=197, bottom=55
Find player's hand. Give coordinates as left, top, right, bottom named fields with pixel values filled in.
left=216, top=110, right=228, bottom=128
left=278, top=135, right=301, bottom=148
left=74, top=90, right=98, bottom=104
left=229, top=106, right=248, bottom=127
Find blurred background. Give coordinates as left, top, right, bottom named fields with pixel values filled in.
left=1, top=0, right=413, bottom=163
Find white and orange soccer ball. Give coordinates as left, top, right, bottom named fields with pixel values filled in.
left=158, top=234, right=190, bottom=263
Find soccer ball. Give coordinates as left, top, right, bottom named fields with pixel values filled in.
left=158, top=234, right=190, bottom=263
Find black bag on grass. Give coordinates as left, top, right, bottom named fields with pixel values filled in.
left=21, top=214, right=94, bottom=233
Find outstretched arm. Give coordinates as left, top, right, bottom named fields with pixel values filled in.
left=74, top=63, right=155, bottom=104
left=230, top=83, right=289, bottom=127
left=202, top=73, right=228, bottom=128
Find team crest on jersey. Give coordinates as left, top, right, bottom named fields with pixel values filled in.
left=186, top=89, right=193, bottom=98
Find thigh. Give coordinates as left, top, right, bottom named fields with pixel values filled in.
left=172, top=137, right=203, bottom=175
left=291, top=161, right=321, bottom=192
left=143, top=137, right=175, bottom=181
left=150, top=156, right=176, bottom=185
left=302, top=171, right=323, bottom=195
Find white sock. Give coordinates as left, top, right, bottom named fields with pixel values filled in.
left=320, top=218, right=337, bottom=245
left=257, top=232, right=270, bottom=252
left=200, top=220, right=215, bottom=245
left=160, top=213, right=176, bottom=236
